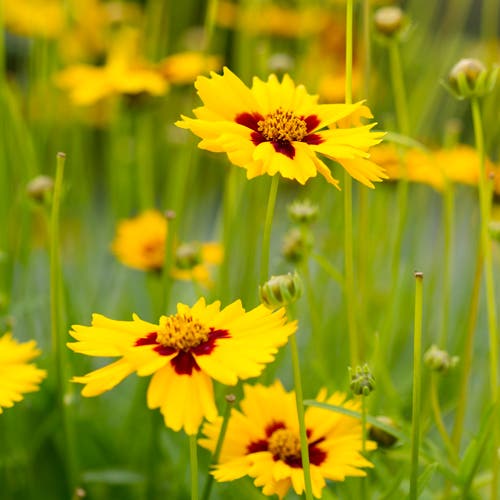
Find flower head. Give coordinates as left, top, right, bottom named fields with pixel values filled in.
left=68, top=299, right=296, bottom=435
left=199, top=381, right=375, bottom=498
left=176, top=67, right=386, bottom=188
left=0, top=333, right=47, bottom=413
left=111, top=210, right=223, bottom=287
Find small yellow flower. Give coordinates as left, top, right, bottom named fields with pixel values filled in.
left=176, top=67, right=386, bottom=188
left=56, top=28, right=167, bottom=106
left=111, top=210, right=223, bottom=288
left=3, top=0, right=64, bottom=38
left=68, top=299, right=296, bottom=435
left=0, top=333, right=47, bottom=413
left=200, top=380, right=376, bottom=498
left=158, top=52, right=223, bottom=85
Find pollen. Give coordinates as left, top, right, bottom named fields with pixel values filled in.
left=268, top=428, right=301, bottom=462
left=258, top=108, right=308, bottom=143
left=156, top=313, right=210, bottom=351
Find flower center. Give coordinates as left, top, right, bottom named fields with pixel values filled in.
left=258, top=108, right=307, bottom=143
left=268, top=428, right=301, bottom=462
left=156, top=313, right=210, bottom=351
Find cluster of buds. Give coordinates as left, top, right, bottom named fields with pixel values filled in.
left=349, top=364, right=375, bottom=396
left=424, top=345, right=459, bottom=373
left=259, top=272, right=303, bottom=309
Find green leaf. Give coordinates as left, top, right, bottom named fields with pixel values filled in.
left=303, top=400, right=407, bottom=444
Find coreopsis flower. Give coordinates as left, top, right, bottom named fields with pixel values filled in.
left=0, top=333, right=47, bottom=413
left=56, top=28, right=167, bottom=106
left=111, top=210, right=223, bottom=287
left=200, top=381, right=376, bottom=498
left=176, top=67, right=386, bottom=188
left=68, top=299, right=296, bottom=435
left=158, top=52, right=222, bottom=85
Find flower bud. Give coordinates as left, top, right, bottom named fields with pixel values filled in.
left=349, top=364, right=375, bottom=396
left=368, top=416, right=399, bottom=448
left=374, top=6, right=405, bottom=37
left=175, top=242, right=202, bottom=270
left=259, top=272, right=302, bottom=309
left=282, top=227, right=313, bottom=263
left=287, top=199, right=318, bottom=225
left=489, top=220, right=500, bottom=242
left=424, top=344, right=459, bottom=373
left=26, top=175, right=54, bottom=203
left=447, top=58, right=498, bottom=99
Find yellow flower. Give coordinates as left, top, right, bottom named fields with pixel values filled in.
left=200, top=380, right=376, bottom=498
left=55, top=28, right=167, bottom=106
left=68, top=299, right=296, bottom=435
left=3, top=0, right=64, bottom=38
left=158, top=52, right=223, bottom=85
left=111, top=210, right=223, bottom=287
left=176, top=67, right=386, bottom=188
left=0, top=333, right=47, bottom=413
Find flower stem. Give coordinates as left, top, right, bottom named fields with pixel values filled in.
left=430, top=373, right=457, bottom=464
left=289, top=331, right=314, bottom=500
left=201, top=394, right=234, bottom=500
left=409, top=272, right=423, bottom=500
left=162, top=210, right=177, bottom=313
left=470, top=96, right=498, bottom=500
left=50, top=152, right=78, bottom=495
left=361, top=395, right=368, bottom=500
left=260, top=174, right=279, bottom=285
left=190, top=433, right=199, bottom=500
left=345, top=0, right=354, bottom=105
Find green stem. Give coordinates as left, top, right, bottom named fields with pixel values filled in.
left=430, top=373, right=457, bottom=464
left=439, top=182, right=455, bottom=347
left=345, top=0, right=354, bottom=105
left=361, top=395, right=368, bottom=500
left=260, top=175, right=279, bottom=285
left=162, top=210, right=177, bottom=313
left=471, top=97, right=498, bottom=500
left=289, top=331, right=314, bottom=500
left=50, top=152, right=78, bottom=495
left=451, top=245, right=482, bottom=451
left=389, top=40, right=410, bottom=136
left=203, top=0, right=219, bottom=53
left=409, top=272, right=423, bottom=500
left=362, top=0, right=371, bottom=100
left=190, top=433, right=199, bottom=500
left=201, top=394, right=234, bottom=500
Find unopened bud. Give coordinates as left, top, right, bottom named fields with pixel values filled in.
left=374, top=6, right=405, bottom=36
left=349, top=364, right=375, bottom=396
left=447, top=58, right=497, bottom=99
left=259, top=272, right=302, bottom=309
left=26, top=175, right=54, bottom=203
left=369, top=416, right=398, bottom=448
left=287, top=199, right=318, bottom=225
left=175, top=242, right=202, bottom=270
left=424, top=344, right=459, bottom=373
left=489, top=220, right=500, bottom=242
left=282, top=228, right=313, bottom=263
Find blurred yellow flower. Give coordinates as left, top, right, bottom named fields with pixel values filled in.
left=3, top=0, right=64, bottom=38
left=68, top=299, right=296, bottom=434
left=200, top=380, right=376, bottom=498
left=55, top=28, right=167, bottom=106
left=177, top=67, right=386, bottom=188
left=111, top=210, right=223, bottom=287
left=158, top=52, right=222, bottom=85
left=0, top=333, right=46, bottom=413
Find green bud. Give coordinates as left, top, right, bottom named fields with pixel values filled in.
left=374, top=6, right=405, bottom=37
left=368, top=416, right=399, bottom=448
left=446, top=58, right=498, bottom=100
left=424, top=344, right=459, bottom=373
left=175, top=242, right=202, bottom=270
left=489, top=220, right=500, bottom=242
left=287, top=199, right=318, bottom=225
left=349, top=364, right=375, bottom=396
left=259, top=272, right=303, bottom=309
left=282, top=227, right=313, bottom=263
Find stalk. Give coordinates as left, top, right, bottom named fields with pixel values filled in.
left=189, top=434, right=199, bottom=500
left=259, top=175, right=279, bottom=285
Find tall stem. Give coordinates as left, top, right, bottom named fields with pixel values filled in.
left=409, top=272, right=423, bottom=500
left=289, top=331, right=314, bottom=500
left=190, top=434, right=199, bottom=500
left=344, top=0, right=359, bottom=366
left=50, top=152, right=78, bottom=495
left=260, top=175, right=279, bottom=285
left=471, top=97, right=498, bottom=499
